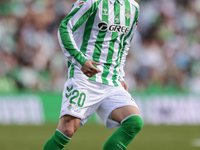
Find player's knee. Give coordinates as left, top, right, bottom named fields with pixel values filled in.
left=133, top=116, right=143, bottom=133
left=135, top=116, right=143, bottom=130
left=58, top=115, right=80, bottom=138
left=62, top=128, right=75, bottom=138
left=122, top=115, right=143, bottom=134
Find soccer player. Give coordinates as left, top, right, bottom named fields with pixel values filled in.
left=43, top=0, right=143, bottom=149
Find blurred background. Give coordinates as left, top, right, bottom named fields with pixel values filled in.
left=0, top=0, right=200, bottom=150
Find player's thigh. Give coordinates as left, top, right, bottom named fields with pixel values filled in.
left=60, top=78, right=104, bottom=127
left=57, top=115, right=81, bottom=137
left=96, top=86, right=140, bottom=129
left=111, top=105, right=140, bottom=123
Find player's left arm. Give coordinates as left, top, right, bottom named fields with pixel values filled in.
left=119, top=25, right=137, bottom=86
left=119, top=5, right=140, bottom=90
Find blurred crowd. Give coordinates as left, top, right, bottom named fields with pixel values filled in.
left=0, top=0, right=200, bottom=93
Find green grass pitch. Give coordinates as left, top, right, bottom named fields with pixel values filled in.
left=0, top=124, right=200, bottom=150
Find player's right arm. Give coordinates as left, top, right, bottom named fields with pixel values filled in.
left=58, top=0, right=100, bottom=74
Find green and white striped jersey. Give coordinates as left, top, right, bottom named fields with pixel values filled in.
left=58, top=0, right=139, bottom=86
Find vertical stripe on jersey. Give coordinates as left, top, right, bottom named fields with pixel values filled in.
left=90, top=0, right=109, bottom=82
left=101, top=1, right=120, bottom=85
left=67, top=61, right=75, bottom=79
left=70, top=64, right=75, bottom=78
left=124, top=0, right=131, bottom=26
left=66, top=61, right=70, bottom=80
left=120, top=5, right=139, bottom=63
left=117, top=0, right=131, bottom=81
left=112, top=34, right=123, bottom=83
left=129, top=5, right=139, bottom=43
left=115, top=4, right=138, bottom=82
left=111, top=1, right=121, bottom=86
left=112, top=0, right=133, bottom=84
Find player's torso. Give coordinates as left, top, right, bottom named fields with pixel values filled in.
left=74, top=0, right=139, bottom=62
left=95, top=0, right=133, bottom=36
left=70, top=0, right=139, bottom=85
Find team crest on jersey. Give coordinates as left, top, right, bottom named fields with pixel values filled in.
left=125, top=11, right=131, bottom=19
left=76, top=1, right=85, bottom=8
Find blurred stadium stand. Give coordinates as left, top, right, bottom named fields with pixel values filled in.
left=0, top=0, right=200, bottom=93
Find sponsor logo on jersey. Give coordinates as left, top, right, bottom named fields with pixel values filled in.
left=98, top=21, right=130, bottom=34
left=76, top=1, right=85, bottom=8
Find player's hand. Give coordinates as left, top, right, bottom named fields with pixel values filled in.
left=120, top=81, right=129, bottom=91
left=81, top=59, right=101, bottom=77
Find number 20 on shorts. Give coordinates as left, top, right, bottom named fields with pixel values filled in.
left=66, top=89, right=86, bottom=107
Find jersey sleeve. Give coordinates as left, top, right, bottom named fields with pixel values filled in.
left=58, top=0, right=96, bottom=69
left=119, top=4, right=140, bottom=81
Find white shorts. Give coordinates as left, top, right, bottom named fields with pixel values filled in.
left=60, top=78, right=139, bottom=129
